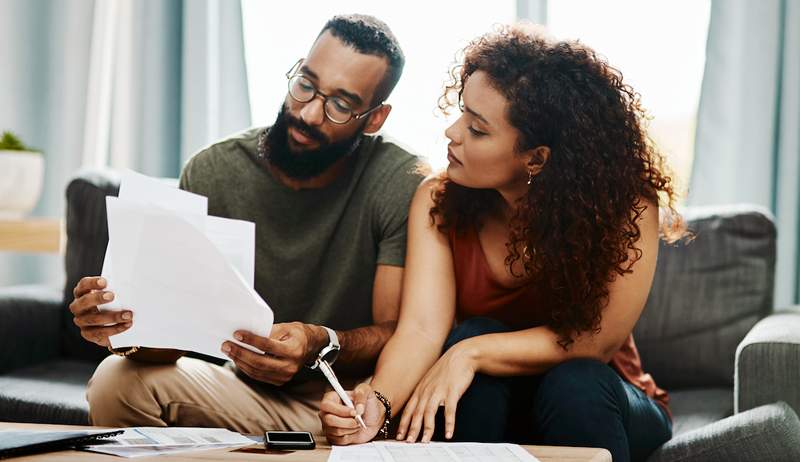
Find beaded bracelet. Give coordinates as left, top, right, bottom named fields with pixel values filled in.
left=373, top=390, right=392, bottom=440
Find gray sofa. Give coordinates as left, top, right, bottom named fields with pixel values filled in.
left=1, top=170, right=799, bottom=460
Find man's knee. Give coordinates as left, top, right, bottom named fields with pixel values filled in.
left=445, top=317, right=511, bottom=350
left=86, top=355, right=170, bottom=426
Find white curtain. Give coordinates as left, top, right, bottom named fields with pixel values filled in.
left=690, top=0, right=800, bottom=306
left=0, top=0, right=252, bottom=287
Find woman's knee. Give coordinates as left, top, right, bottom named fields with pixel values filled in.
left=534, top=358, right=627, bottom=418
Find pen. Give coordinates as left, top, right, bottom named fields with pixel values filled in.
left=318, top=360, right=367, bottom=430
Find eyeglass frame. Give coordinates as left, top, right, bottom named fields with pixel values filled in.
left=285, top=59, right=385, bottom=125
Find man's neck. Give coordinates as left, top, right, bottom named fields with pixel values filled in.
left=267, top=155, right=352, bottom=191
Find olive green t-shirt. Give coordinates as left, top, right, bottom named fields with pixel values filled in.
left=178, top=127, right=424, bottom=331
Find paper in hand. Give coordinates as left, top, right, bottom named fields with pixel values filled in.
left=100, top=170, right=272, bottom=359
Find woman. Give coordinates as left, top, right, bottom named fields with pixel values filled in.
left=319, top=24, right=686, bottom=462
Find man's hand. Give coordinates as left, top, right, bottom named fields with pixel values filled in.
left=68, top=276, right=133, bottom=347
left=221, top=322, right=327, bottom=386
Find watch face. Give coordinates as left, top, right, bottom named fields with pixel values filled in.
left=321, top=346, right=340, bottom=364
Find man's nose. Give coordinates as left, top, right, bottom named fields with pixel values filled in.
left=299, top=95, right=326, bottom=127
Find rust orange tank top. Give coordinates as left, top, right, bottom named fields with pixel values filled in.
left=450, top=226, right=671, bottom=418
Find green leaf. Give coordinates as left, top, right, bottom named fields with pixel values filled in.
left=0, top=131, right=36, bottom=152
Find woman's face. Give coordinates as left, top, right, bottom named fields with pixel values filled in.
left=445, top=71, right=531, bottom=193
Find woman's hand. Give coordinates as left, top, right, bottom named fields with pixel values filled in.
left=319, top=383, right=384, bottom=445
left=396, top=344, right=476, bottom=443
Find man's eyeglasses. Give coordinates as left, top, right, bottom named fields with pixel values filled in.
left=285, top=59, right=384, bottom=125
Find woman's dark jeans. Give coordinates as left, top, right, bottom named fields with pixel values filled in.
left=434, top=317, right=672, bottom=462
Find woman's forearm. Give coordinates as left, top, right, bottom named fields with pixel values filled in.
left=461, top=326, right=611, bottom=377
left=369, top=324, right=445, bottom=412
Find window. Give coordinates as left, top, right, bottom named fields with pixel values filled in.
left=242, top=1, right=710, bottom=191
left=242, top=1, right=515, bottom=171
left=547, top=0, right=711, bottom=198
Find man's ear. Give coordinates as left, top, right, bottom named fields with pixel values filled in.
left=523, top=146, right=551, bottom=175
left=363, top=104, right=392, bottom=134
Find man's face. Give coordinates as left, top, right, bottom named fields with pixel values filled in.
left=262, top=31, right=389, bottom=179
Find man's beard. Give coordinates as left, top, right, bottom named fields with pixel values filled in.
left=258, top=104, right=363, bottom=180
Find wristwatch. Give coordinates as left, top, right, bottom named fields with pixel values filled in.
left=307, top=326, right=340, bottom=370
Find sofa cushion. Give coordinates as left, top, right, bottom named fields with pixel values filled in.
left=635, top=204, right=776, bottom=389
left=0, top=360, right=95, bottom=425
left=669, top=388, right=733, bottom=436
left=0, top=285, right=62, bottom=374
left=648, top=401, right=800, bottom=462
left=61, top=169, right=121, bottom=362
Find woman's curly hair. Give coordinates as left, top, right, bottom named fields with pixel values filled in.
left=431, top=24, right=688, bottom=349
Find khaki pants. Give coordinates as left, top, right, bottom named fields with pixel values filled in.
left=87, top=355, right=354, bottom=436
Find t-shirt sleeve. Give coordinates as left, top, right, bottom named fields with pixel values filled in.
left=373, top=157, right=427, bottom=267
left=178, top=156, right=196, bottom=193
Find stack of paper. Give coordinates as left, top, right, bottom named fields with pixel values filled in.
left=101, top=169, right=273, bottom=360
left=80, top=427, right=255, bottom=458
left=329, top=442, right=542, bottom=462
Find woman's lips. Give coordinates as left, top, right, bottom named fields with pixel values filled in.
left=447, top=149, right=463, bottom=165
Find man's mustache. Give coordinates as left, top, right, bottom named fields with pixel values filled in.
left=285, top=113, right=327, bottom=144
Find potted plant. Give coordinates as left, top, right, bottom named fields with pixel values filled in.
left=0, top=131, right=44, bottom=218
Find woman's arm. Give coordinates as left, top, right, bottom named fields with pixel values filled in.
left=319, top=177, right=457, bottom=444
left=369, top=177, right=457, bottom=408
left=458, top=199, right=661, bottom=377
left=393, top=199, right=661, bottom=443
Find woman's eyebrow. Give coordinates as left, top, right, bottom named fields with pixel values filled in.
left=463, top=104, right=490, bottom=126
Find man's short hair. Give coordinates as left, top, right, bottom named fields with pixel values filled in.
left=319, top=14, right=405, bottom=105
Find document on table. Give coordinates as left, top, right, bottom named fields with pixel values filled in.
left=100, top=169, right=272, bottom=360
left=80, top=427, right=255, bottom=458
left=329, top=442, right=541, bottom=462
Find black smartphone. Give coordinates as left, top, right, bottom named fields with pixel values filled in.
left=264, top=431, right=316, bottom=450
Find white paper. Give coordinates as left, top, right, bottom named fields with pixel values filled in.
left=118, top=169, right=207, bottom=216
left=204, top=215, right=255, bottom=289
left=100, top=170, right=271, bottom=359
left=81, top=427, right=254, bottom=458
left=329, top=442, right=541, bottom=462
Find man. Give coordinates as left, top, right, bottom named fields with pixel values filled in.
left=69, top=14, right=425, bottom=435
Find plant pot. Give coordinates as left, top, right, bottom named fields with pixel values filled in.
left=0, top=150, right=44, bottom=219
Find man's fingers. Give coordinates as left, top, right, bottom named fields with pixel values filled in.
left=74, top=310, right=132, bottom=328
left=268, top=323, right=293, bottom=341
left=223, top=343, right=292, bottom=385
left=73, top=276, right=106, bottom=299
left=258, top=335, right=294, bottom=358
left=81, top=322, right=131, bottom=347
left=232, top=330, right=270, bottom=352
left=224, top=343, right=288, bottom=373
left=69, top=290, right=115, bottom=315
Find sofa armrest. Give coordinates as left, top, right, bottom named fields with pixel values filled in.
left=0, top=284, right=64, bottom=374
left=735, top=306, right=800, bottom=414
left=648, top=402, right=800, bottom=462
